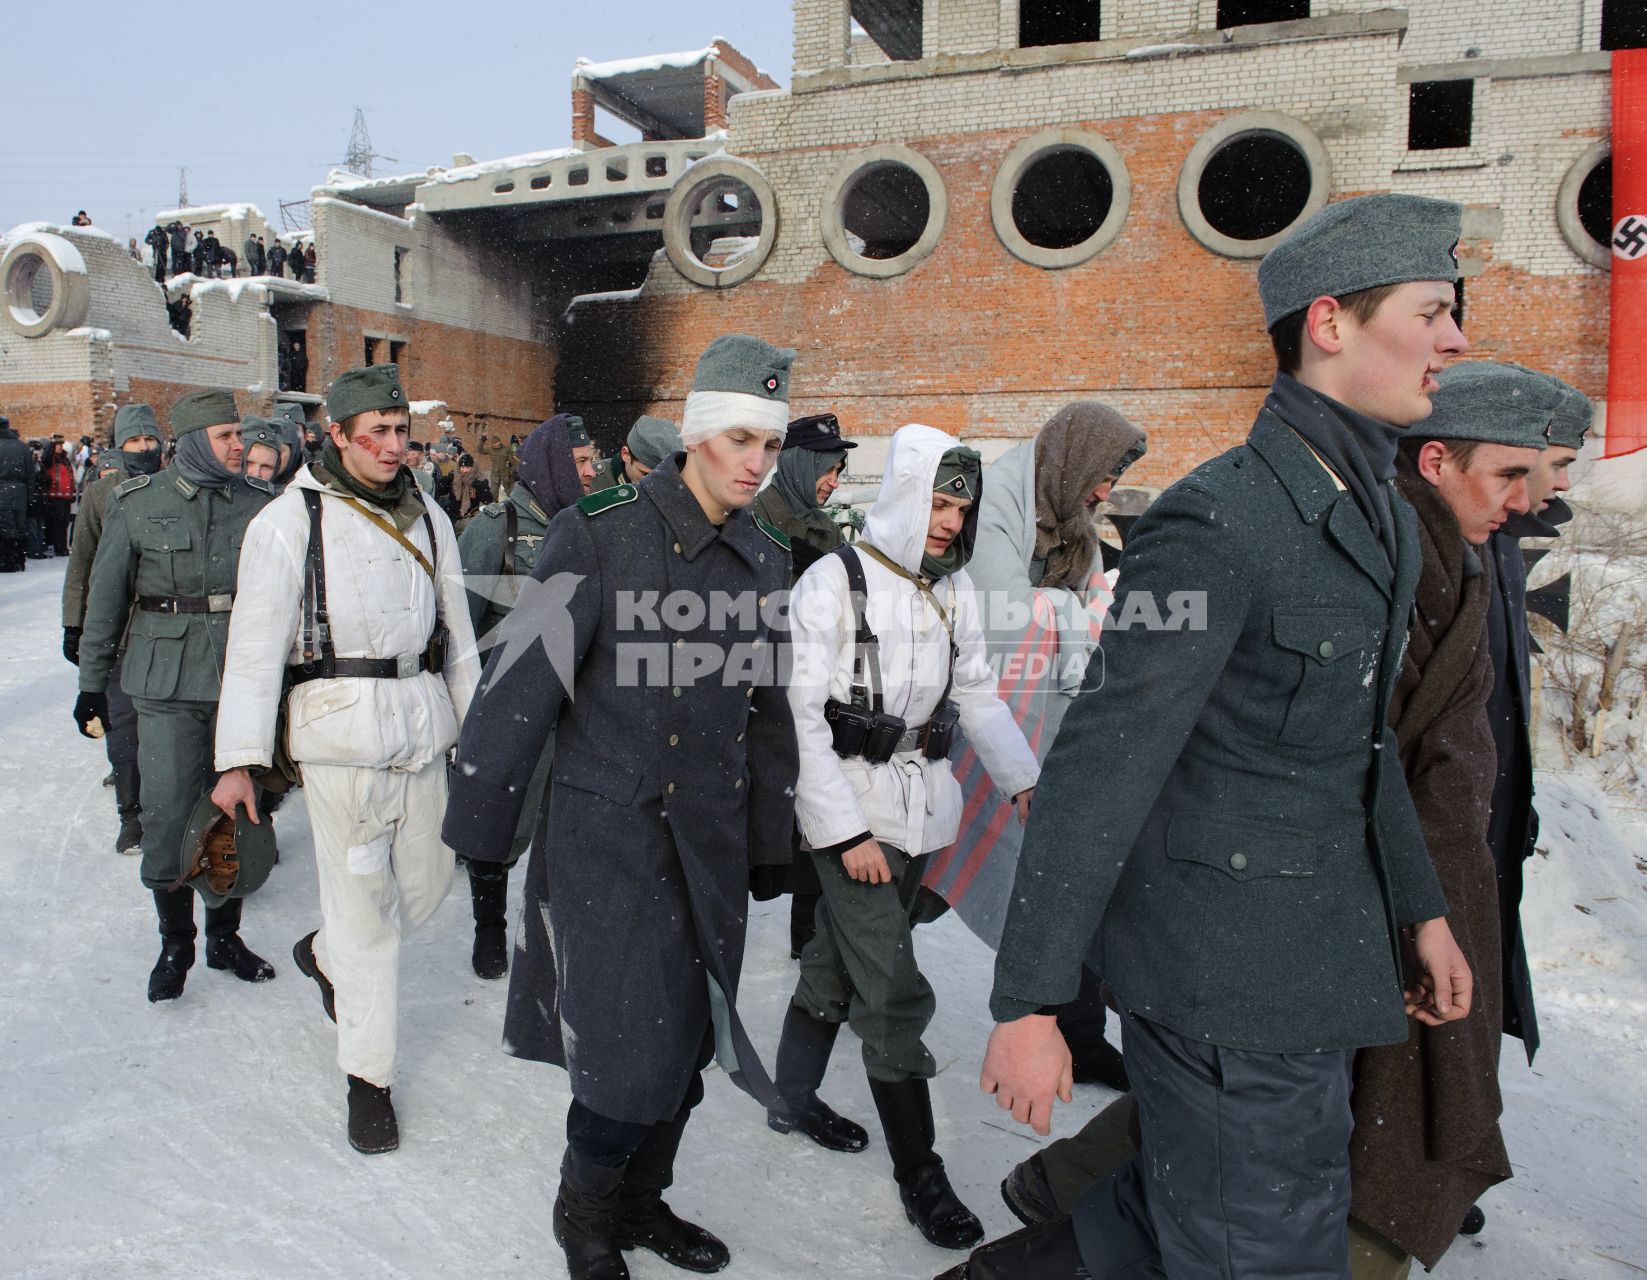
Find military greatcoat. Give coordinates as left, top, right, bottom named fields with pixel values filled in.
left=443, top=456, right=798, bottom=1126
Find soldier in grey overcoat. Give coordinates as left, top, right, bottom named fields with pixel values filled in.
left=444, top=335, right=798, bottom=1280
left=75, top=388, right=277, bottom=1004
left=62, top=404, right=168, bottom=854
left=963, top=196, right=1477, bottom=1280
left=454, top=413, right=585, bottom=979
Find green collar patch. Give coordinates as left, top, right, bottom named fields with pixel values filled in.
left=577, top=484, right=638, bottom=516
left=753, top=513, right=791, bottom=551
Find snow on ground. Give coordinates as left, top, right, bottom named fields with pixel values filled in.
left=2, top=558, right=1644, bottom=1279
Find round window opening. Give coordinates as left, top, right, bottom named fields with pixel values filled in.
left=1013, top=148, right=1114, bottom=251
left=1198, top=134, right=1312, bottom=243
left=682, top=176, right=764, bottom=271
left=1578, top=156, right=1613, bottom=249
left=5, top=251, right=54, bottom=328
left=841, top=162, right=931, bottom=260
left=662, top=157, right=778, bottom=288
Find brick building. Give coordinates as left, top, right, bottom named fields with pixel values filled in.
left=0, top=6, right=1635, bottom=487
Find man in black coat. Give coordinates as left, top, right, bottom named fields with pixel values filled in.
left=1483, top=373, right=1589, bottom=1065
left=202, top=231, right=221, bottom=277
left=145, top=224, right=169, bottom=282
left=444, top=334, right=799, bottom=1280
left=168, top=223, right=188, bottom=275
left=269, top=241, right=286, bottom=278
left=190, top=231, right=205, bottom=276
left=965, top=195, right=1475, bottom=1280
left=0, top=415, right=32, bottom=572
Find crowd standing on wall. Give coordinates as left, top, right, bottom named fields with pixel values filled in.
left=0, top=187, right=1598, bottom=1280
left=142, top=222, right=316, bottom=284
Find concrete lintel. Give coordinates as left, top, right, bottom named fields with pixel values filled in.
left=1398, top=51, right=1611, bottom=84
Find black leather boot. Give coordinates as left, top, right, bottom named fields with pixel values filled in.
left=767, top=1005, right=869, bottom=1153
left=113, top=759, right=142, bottom=855
left=346, top=1075, right=399, bottom=1154
left=147, top=887, right=196, bottom=1003
left=204, top=897, right=275, bottom=982
left=554, top=1148, right=632, bottom=1280
left=943, top=1216, right=1089, bottom=1280
left=614, top=1116, right=730, bottom=1273
left=869, top=1077, right=984, bottom=1250
left=292, top=931, right=336, bottom=1022
left=469, top=863, right=510, bottom=980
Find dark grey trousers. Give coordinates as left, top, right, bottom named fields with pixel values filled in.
left=131, top=697, right=218, bottom=890
left=792, top=842, right=936, bottom=1082
left=104, top=654, right=139, bottom=771
left=1071, top=1008, right=1355, bottom=1280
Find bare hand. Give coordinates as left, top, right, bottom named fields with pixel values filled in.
left=1013, top=788, right=1034, bottom=825
left=211, top=767, right=261, bottom=825
left=841, top=838, right=891, bottom=884
left=1403, top=917, right=1471, bottom=1025
left=979, top=1015, right=1073, bottom=1136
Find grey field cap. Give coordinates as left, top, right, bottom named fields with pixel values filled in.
left=1536, top=373, right=1593, bottom=450
left=1258, top=194, right=1463, bottom=328
left=113, top=403, right=160, bottom=445
left=626, top=415, right=682, bottom=467
left=1421, top=362, right=1561, bottom=450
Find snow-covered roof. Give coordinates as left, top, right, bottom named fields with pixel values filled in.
left=424, top=147, right=579, bottom=186
left=574, top=45, right=718, bottom=81
left=4, top=221, right=114, bottom=246
left=153, top=203, right=267, bottom=225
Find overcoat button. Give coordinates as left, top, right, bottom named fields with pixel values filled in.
left=674, top=542, right=682, bottom=554
left=1229, top=852, right=1248, bottom=871
left=667, top=782, right=676, bottom=794
left=1318, top=640, right=1335, bottom=658
left=735, top=732, right=744, bottom=742
left=668, top=734, right=679, bottom=746
left=672, top=687, right=681, bottom=697
left=734, top=779, right=743, bottom=789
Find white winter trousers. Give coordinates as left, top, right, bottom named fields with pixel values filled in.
left=303, top=761, right=454, bottom=1086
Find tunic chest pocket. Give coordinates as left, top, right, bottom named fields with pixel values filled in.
left=141, top=529, right=193, bottom=594
left=1272, top=608, right=1368, bottom=746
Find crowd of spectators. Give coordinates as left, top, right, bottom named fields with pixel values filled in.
left=140, top=221, right=317, bottom=285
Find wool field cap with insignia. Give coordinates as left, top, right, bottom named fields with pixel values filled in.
left=173, top=791, right=277, bottom=910
left=1257, top=194, right=1464, bottom=329
left=326, top=363, right=406, bottom=423
left=564, top=415, right=592, bottom=448
left=785, top=412, right=858, bottom=453
left=1421, top=362, right=1562, bottom=450
left=239, top=415, right=286, bottom=452
left=933, top=445, right=983, bottom=500
left=113, top=403, right=161, bottom=445
left=271, top=401, right=308, bottom=430
left=680, top=333, right=794, bottom=446
left=170, top=387, right=240, bottom=436
left=1535, top=372, right=1593, bottom=450
left=626, top=415, right=682, bottom=466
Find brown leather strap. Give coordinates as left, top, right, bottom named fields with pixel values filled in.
left=335, top=496, right=435, bottom=582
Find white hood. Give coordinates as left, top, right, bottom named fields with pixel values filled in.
left=861, top=423, right=958, bottom=574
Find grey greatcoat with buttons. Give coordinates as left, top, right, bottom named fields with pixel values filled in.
left=443, top=455, right=799, bottom=1126
left=991, top=409, right=1450, bottom=1055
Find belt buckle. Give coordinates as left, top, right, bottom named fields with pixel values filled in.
left=396, top=653, right=418, bottom=678
left=159, top=599, right=177, bottom=614
left=207, top=593, right=233, bottom=613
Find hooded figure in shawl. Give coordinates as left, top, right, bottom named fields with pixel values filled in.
left=454, top=414, right=587, bottom=979
left=924, top=402, right=1144, bottom=1091
left=771, top=422, right=1040, bottom=1252
left=753, top=412, right=856, bottom=581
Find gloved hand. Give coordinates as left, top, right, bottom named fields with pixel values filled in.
left=749, top=863, right=789, bottom=902
left=73, top=690, right=109, bottom=739
left=62, top=626, right=81, bottom=665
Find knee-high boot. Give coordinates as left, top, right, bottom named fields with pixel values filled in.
left=767, top=1004, right=869, bottom=1152
left=553, top=1148, right=631, bottom=1280
left=148, top=887, right=196, bottom=1003
left=614, top=1115, right=730, bottom=1273
left=113, top=759, right=143, bottom=855
left=468, top=862, right=510, bottom=979
left=203, top=896, right=276, bottom=983
left=869, top=1076, right=984, bottom=1251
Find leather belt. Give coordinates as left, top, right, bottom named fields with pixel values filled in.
left=287, top=652, right=431, bottom=687
left=138, top=593, right=235, bottom=614
left=893, top=721, right=932, bottom=754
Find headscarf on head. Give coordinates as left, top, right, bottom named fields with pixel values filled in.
left=173, top=429, right=241, bottom=490
left=1031, top=403, right=1147, bottom=590
left=771, top=446, right=847, bottom=541
left=516, top=415, right=586, bottom=518
left=922, top=445, right=983, bottom=580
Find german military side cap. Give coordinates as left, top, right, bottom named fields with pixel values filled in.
left=240, top=415, right=285, bottom=453
left=174, top=791, right=277, bottom=910
left=681, top=334, right=794, bottom=443
left=627, top=415, right=681, bottom=466
left=1422, top=362, right=1560, bottom=450
left=271, top=401, right=308, bottom=430
left=564, top=415, right=592, bottom=448
left=1537, top=374, right=1593, bottom=450
left=933, top=445, right=983, bottom=499
left=113, top=403, right=160, bottom=446
left=785, top=413, right=857, bottom=453
left=1258, top=194, right=1463, bottom=328
left=326, top=363, right=406, bottom=423
left=170, top=387, right=240, bottom=437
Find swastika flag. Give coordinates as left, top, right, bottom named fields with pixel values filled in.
left=1607, top=49, right=1647, bottom=458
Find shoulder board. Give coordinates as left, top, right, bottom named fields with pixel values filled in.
left=577, top=484, right=638, bottom=517
left=479, top=501, right=506, bottom=517
left=754, top=513, right=791, bottom=551
left=114, top=474, right=152, bottom=497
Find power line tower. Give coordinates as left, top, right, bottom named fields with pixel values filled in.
left=342, top=107, right=396, bottom=178
left=177, top=167, right=190, bottom=207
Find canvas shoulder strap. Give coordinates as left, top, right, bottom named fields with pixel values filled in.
left=334, top=495, right=437, bottom=583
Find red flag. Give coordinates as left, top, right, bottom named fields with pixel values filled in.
left=1606, top=48, right=1647, bottom=458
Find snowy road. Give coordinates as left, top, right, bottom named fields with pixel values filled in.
left=2, top=558, right=1644, bottom=1279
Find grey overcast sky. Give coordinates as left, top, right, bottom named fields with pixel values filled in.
left=1, top=2, right=794, bottom=240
